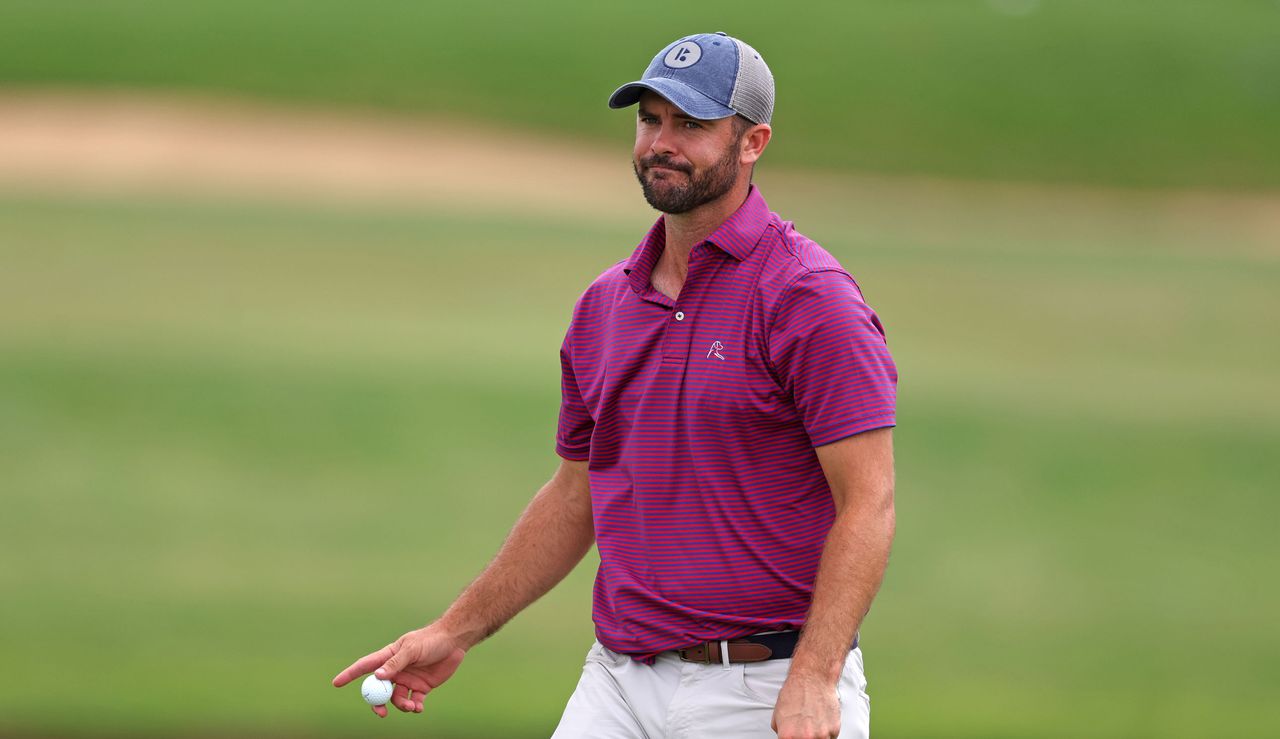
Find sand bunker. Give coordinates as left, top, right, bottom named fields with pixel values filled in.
left=0, top=90, right=1276, bottom=245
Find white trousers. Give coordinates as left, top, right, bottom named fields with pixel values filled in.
left=551, top=641, right=871, bottom=738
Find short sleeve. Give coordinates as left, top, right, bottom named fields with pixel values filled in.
left=555, top=324, right=594, bottom=460
left=767, top=270, right=898, bottom=447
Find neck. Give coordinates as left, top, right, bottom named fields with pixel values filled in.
left=660, top=181, right=751, bottom=276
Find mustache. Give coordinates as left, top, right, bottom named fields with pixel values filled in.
left=639, top=155, right=692, bottom=174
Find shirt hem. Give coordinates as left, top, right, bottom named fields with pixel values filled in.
left=808, top=417, right=897, bottom=448
left=555, top=444, right=590, bottom=461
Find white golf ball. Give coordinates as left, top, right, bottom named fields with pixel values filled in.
left=361, top=674, right=394, bottom=706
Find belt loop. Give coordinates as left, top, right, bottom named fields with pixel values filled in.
left=719, top=639, right=730, bottom=670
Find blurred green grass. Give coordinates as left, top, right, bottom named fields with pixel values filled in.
left=2, top=186, right=1278, bottom=737
left=1, top=0, right=1278, bottom=188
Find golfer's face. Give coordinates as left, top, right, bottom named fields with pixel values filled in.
left=633, top=91, right=737, bottom=192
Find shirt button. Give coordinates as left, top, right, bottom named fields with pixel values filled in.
left=675, top=311, right=685, bottom=321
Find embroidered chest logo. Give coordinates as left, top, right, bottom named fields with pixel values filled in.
left=707, top=341, right=726, bottom=360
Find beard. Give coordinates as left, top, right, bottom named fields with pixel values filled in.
left=633, top=139, right=742, bottom=215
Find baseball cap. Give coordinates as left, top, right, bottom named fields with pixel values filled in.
left=608, top=32, right=775, bottom=124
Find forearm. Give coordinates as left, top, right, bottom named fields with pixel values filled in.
left=437, top=463, right=594, bottom=649
left=789, top=497, right=895, bottom=683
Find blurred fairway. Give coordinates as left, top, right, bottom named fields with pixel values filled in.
left=2, top=180, right=1278, bottom=737
left=2, top=0, right=1279, bottom=188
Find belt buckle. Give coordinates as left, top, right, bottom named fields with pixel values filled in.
left=679, top=641, right=715, bottom=664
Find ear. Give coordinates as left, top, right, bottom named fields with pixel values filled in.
left=740, top=123, right=772, bottom=165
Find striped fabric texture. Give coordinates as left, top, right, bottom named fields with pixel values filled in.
left=557, top=186, right=897, bottom=661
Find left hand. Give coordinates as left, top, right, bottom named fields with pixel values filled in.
left=771, top=672, right=841, bottom=739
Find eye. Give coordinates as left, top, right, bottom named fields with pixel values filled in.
left=683, top=120, right=702, bottom=129
left=639, top=115, right=658, bottom=125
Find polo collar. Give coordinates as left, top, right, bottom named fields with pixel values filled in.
left=623, top=185, right=772, bottom=296
left=705, top=184, right=771, bottom=262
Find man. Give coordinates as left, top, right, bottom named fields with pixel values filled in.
left=332, top=32, right=897, bottom=739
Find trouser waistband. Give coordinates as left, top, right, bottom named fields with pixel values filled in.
left=675, top=631, right=858, bottom=664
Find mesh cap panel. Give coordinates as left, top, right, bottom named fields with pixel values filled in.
left=728, top=38, right=775, bottom=124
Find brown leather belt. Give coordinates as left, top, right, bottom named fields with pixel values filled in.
left=676, top=631, right=858, bottom=664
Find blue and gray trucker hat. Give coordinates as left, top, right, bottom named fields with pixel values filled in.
left=608, top=32, right=775, bottom=124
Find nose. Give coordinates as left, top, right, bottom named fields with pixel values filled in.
left=648, top=119, right=678, bottom=157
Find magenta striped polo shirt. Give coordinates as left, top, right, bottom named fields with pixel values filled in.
left=556, top=185, right=897, bottom=661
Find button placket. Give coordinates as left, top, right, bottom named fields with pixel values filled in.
left=662, top=244, right=711, bottom=361
left=663, top=303, right=690, bottom=361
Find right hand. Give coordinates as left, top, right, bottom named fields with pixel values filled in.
left=331, top=625, right=467, bottom=717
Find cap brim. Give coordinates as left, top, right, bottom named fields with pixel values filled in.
left=608, top=77, right=736, bottom=120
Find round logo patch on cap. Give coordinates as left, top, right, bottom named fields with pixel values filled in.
left=663, top=41, right=702, bottom=69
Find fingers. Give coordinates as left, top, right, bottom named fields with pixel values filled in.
left=375, top=639, right=418, bottom=680
left=390, top=683, right=421, bottom=714
left=387, top=672, right=431, bottom=694
left=332, top=644, right=395, bottom=687
left=404, top=679, right=431, bottom=711
left=335, top=629, right=465, bottom=719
